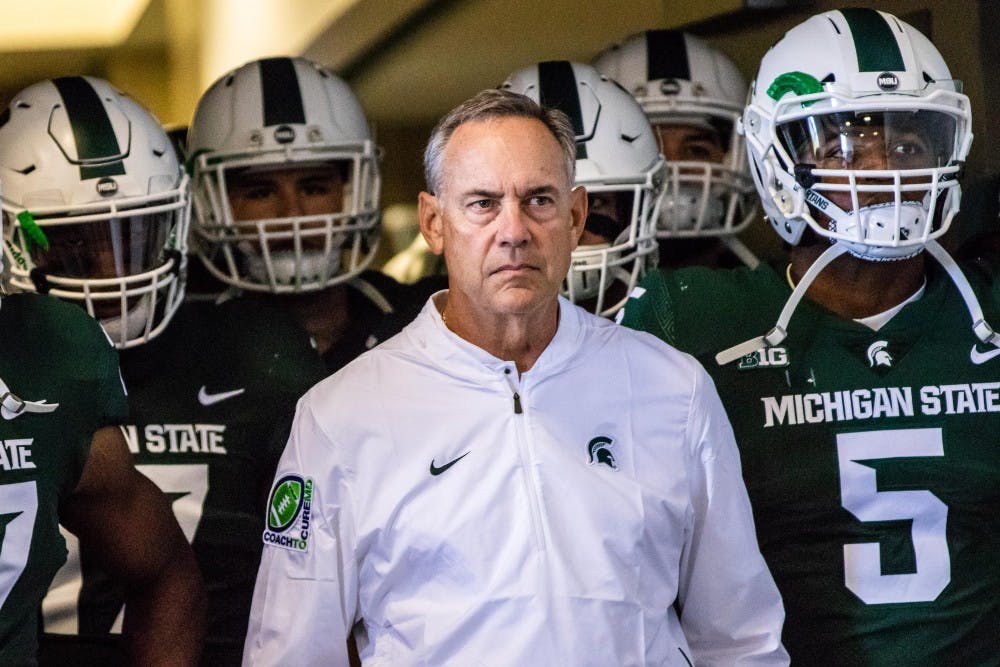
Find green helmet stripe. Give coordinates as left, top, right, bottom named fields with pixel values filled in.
left=538, top=60, right=588, bottom=160
left=51, top=77, right=126, bottom=180
left=841, top=8, right=905, bottom=72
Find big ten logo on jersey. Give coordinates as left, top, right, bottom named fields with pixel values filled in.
left=0, top=439, right=35, bottom=471
left=738, top=346, right=789, bottom=370
left=121, top=424, right=228, bottom=456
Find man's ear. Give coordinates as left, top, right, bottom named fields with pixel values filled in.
left=568, top=185, right=588, bottom=251
left=418, top=191, right=445, bottom=255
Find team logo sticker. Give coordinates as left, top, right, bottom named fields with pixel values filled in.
left=587, top=436, right=618, bottom=471
left=738, top=346, right=789, bottom=370
left=876, top=72, right=900, bottom=91
left=263, top=474, right=313, bottom=552
left=866, top=340, right=893, bottom=368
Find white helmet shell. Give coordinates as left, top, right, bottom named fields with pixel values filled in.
left=0, top=76, right=189, bottom=348
left=501, top=60, right=663, bottom=316
left=743, top=8, right=972, bottom=260
left=188, top=56, right=381, bottom=292
left=594, top=30, right=757, bottom=241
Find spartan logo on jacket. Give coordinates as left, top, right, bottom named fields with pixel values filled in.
left=263, top=474, right=313, bottom=552
left=587, top=436, right=618, bottom=471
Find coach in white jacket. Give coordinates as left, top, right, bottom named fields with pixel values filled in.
left=244, top=89, right=788, bottom=666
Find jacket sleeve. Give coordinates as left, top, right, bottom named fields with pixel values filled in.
left=675, top=367, right=790, bottom=666
left=243, top=395, right=359, bottom=666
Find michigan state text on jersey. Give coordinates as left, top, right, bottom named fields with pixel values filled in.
left=43, top=298, right=325, bottom=660
left=0, top=294, right=128, bottom=665
left=621, top=262, right=1000, bottom=664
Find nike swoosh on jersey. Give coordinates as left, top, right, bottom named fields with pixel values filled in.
left=429, top=451, right=470, bottom=476
left=969, top=344, right=1000, bottom=365
left=197, top=386, right=246, bottom=406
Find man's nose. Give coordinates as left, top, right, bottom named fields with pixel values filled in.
left=279, top=184, right=305, bottom=217
left=496, top=201, right=530, bottom=247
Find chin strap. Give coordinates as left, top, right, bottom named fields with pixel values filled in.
left=0, top=376, right=58, bottom=420
left=720, top=236, right=761, bottom=269
left=923, top=239, right=1000, bottom=347
left=715, top=237, right=1000, bottom=366
left=715, top=243, right=848, bottom=365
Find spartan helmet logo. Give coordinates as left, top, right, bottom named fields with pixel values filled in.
left=587, top=436, right=618, bottom=471
left=866, top=340, right=893, bottom=368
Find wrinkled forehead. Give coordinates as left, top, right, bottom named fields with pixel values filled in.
left=440, top=117, right=572, bottom=197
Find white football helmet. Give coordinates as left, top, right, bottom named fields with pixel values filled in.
left=187, top=56, right=381, bottom=293
left=594, top=30, right=756, bottom=245
left=742, top=8, right=972, bottom=261
left=0, top=76, right=189, bottom=348
left=716, top=9, right=993, bottom=367
left=501, top=60, right=663, bottom=316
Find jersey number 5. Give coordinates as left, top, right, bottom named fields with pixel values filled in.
left=837, top=427, right=950, bottom=604
left=0, top=481, right=38, bottom=610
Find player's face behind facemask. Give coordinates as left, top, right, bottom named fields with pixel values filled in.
left=566, top=189, right=637, bottom=314
left=779, top=109, right=958, bottom=258
left=219, top=161, right=358, bottom=290
left=6, top=206, right=176, bottom=338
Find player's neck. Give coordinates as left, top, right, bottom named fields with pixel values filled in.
left=789, top=245, right=926, bottom=320
left=280, top=285, right=350, bottom=355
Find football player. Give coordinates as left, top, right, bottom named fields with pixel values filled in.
left=187, top=56, right=443, bottom=373
left=594, top=30, right=760, bottom=269
left=621, top=8, right=1000, bottom=663
left=501, top=60, right=663, bottom=317
left=0, top=76, right=326, bottom=663
left=0, top=76, right=205, bottom=665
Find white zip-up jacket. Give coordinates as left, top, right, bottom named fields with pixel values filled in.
left=244, top=294, right=788, bottom=666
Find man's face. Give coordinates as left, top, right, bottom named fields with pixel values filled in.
left=34, top=215, right=169, bottom=318
left=227, top=164, right=345, bottom=222
left=655, top=124, right=726, bottom=163
left=419, top=116, right=586, bottom=319
left=579, top=191, right=631, bottom=246
left=784, top=111, right=951, bottom=213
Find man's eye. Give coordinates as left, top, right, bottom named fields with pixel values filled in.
left=470, top=199, right=494, bottom=210
left=527, top=195, right=553, bottom=207
left=301, top=182, right=335, bottom=196
left=891, top=141, right=924, bottom=156
left=684, top=141, right=720, bottom=161
left=242, top=187, right=275, bottom=200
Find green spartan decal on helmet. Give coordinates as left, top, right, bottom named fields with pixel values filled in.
left=268, top=475, right=305, bottom=531
left=767, top=71, right=824, bottom=106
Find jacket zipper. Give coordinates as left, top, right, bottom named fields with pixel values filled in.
left=504, top=367, right=544, bottom=549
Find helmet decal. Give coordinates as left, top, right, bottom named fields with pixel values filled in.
left=260, top=57, right=306, bottom=127
left=645, top=30, right=689, bottom=81
left=51, top=77, right=126, bottom=180
left=767, top=71, right=824, bottom=103
left=841, top=7, right=905, bottom=72
left=538, top=60, right=588, bottom=159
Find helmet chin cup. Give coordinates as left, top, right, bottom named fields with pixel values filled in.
left=243, top=245, right=344, bottom=289
left=835, top=201, right=928, bottom=261
left=567, top=243, right=611, bottom=300
left=659, top=184, right=725, bottom=233
left=100, top=296, right=155, bottom=347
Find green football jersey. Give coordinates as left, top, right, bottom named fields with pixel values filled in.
left=65, top=299, right=327, bottom=657
left=0, top=293, right=127, bottom=666
left=622, top=263, right=1000, bottom=665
